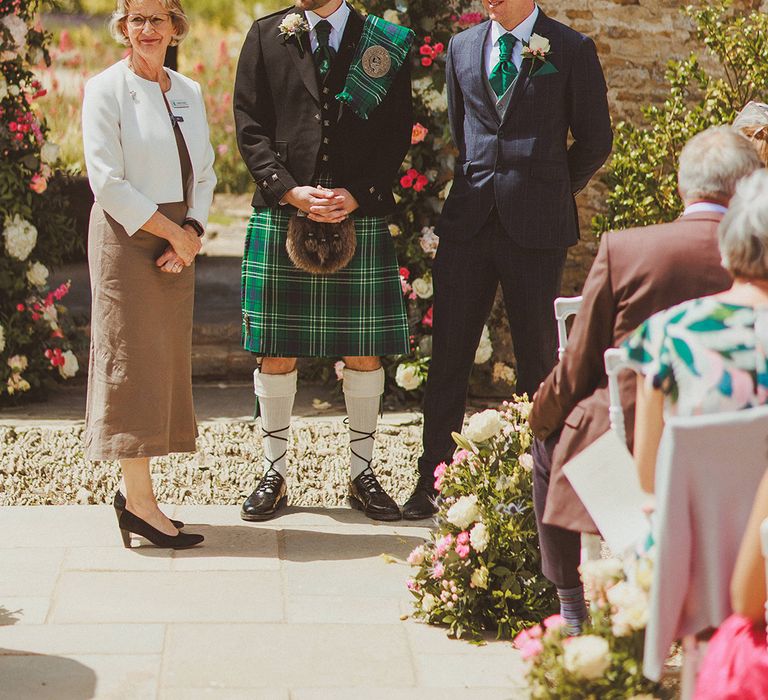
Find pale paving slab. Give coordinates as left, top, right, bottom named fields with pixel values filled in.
left=0, top=598, right=51, bottom=625
left=0, top=506, right=129, bottom=548
left=161, top=690, right=289, bottom=700
left=0, top=653, right=161, bottom=699
left=414, top=652, right=529, bottom=689
left=292, top=689, right=528, bottom=700
left=162, top=623, right=415, bottom=689
left=0, top=548, right=65, bottom=597
left=49, top=570, right=283, bottom=624
left=0, top=624, right=165, bottom=656
left=284, top=594, right=404, bottom=624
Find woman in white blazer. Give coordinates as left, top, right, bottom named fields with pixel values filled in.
left=82, top=0, right=215, bottom=549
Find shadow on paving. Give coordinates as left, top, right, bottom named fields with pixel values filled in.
left=0, top=650, right=97, bottom=699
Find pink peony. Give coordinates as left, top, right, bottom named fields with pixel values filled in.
left=452, top=449, right=470, bottom=465
left=433, top=462, right=447, bottom=479
left=455, top=543, right=470, bottom=559
left=527, top=624, right=543, bottom=639
left=456, top=531, right=470, bottom=546
left=29, top=174, right=47, bottom=194
left=435, top=533, right=453, bottom=557
left=431, top=561, right=445, bottom=579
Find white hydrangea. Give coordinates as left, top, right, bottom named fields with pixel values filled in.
left=465, top=409, right=502, bottom=443
left=395, top=363, right=423, bottom=391
left=3, top=215, right=38, bottom=261
left=2, top=14, right=28, bottom=51
left=40, top=142, right=61, bottom=165
left=474, top=325, right=493, bottom=364
left=383, top=9, right=401, bottom=24
left=0, top=324, right=5, bottom=353
left=412, top=277, right=433, bottom=299
left=59, top=350, right=79, bottom=379
left=26, top=261, right=49, bottom=288
left=562, top=635, right=611, bottom=680
left=446, top=494, right=481, bottom=529
left=469, top=522, right=489, bottom=553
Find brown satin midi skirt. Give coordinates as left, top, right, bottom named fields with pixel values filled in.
left=84, top=202, right=197, bottom=460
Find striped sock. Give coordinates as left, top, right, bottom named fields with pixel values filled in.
left=557, top=585, right=587, bottom=636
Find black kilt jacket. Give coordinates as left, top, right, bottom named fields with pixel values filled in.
left=233, top=4, right=413, bottom=217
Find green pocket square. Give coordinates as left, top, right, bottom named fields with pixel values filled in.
left=532, top=61, right=558, bottom=77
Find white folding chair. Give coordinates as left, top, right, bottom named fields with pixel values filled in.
left=554, top=295, right=583, bottom=360
left=643, top=405, right=768, bottom=693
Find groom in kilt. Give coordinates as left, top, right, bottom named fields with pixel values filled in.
left=234, top=0, right=413, bottom=520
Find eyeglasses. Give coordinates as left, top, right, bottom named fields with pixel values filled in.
left=125, top=13, right=172, bottom=30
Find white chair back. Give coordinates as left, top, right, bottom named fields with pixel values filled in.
left=761, top=518, right=768, bottom=630
left=604, top=347, right=630, bottom=443
left=643, top=405, right=768, bottom=682
left=554, top=296, right=583, bottom=359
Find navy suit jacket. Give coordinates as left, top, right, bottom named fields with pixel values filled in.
left=438, top=12, right=613, bottom=247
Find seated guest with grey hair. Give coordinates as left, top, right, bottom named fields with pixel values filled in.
left=529, top=125, right=760, bottom=635
left=82, top=0, right=216, bottom=548
left=626, top=167, right=768, bottom=492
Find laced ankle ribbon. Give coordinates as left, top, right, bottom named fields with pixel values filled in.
left=261, top=425, right=289, bottom=474
left=345, top=417, right=376, bottom=471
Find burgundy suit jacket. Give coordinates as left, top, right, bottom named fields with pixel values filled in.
left=529, top=212, right=732, bottom=533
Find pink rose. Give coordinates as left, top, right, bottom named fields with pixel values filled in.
left=543, top=614, right=566, bottom=631
left=334, top=360, right=345, bottom=381
left=527, top=624, right=543, bottom=639
left=30, top=174, right=47, bottom=194
left=435, top=533, right=453, bottom=557
left=217, top=143, right=228, bottom=155
left=455, top=543, right=470, bottom=559
left=519, top=638, right=543, bottom=661
left=411, top=122, right=428, bottom=145
left=456, top=531, right=470, bottom=546
left=433, top=462, right=447, bottom=478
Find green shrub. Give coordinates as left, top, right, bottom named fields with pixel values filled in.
left=593, top=0, right=768, bottom=237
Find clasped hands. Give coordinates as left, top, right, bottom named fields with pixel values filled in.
left=156, top=223, right=201, bottom=274
left=283, top=185, right=359, bottom=223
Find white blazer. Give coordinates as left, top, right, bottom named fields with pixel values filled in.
left=82, top=60, right=216, bottom=236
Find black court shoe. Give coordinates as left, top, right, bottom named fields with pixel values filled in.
left=118, top=508, right=204, bottom=549
left=402, top=474, right=439, bottom=520
left=113, top=490, right=184, bottom=530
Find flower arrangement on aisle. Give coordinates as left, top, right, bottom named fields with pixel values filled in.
left=1, top=0, right=80, bottom=404
left=406, top=400, right=557, bottom=640
left=516, top=554, right=668, bottom=699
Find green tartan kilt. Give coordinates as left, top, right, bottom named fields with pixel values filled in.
left=241, top=207, right=409, bottom=357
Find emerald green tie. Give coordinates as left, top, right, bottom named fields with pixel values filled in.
left=314, top=20, right=335, bottom=79
left=489, top=33, right=518, bottom=98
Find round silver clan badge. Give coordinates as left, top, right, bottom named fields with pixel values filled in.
left=362, top=45, right=391, bottom=78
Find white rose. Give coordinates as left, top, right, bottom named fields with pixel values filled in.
left=388, top=223, right=402, bottom=237
left=470, top=566, right=489, bottom=589
left=0, top=324, right=5, bottom=353
left=412, top=277, right=433, bottom=299
left=396, top=363, right=423, bottom=391
left=7, top=354, right=28, bottom=372
left=563, top=635, right=611, bottom=680
left=474, top=339, right=492, bottom=364
left=3, top=215, right=38, bottom=261
left=419, top=227, right=440, bottom=258
left=42, top=304, right=58, bottom=325
left=469, top=522, right=489, bottom=553
left=26, top=261, right=49, bottom=288
left=0, top=74, right=8, bottom=100
left=607, top=582, right=648, bottom=635
left=279, top=12, right=307, bottom=34
left=383, top=9, right=401, bottom=24
left=40, top=142, right=61, bottom=165
left=518, top=453, right=534, bottom=472
left=579, top=558, right=624, bottom=593
left=2, top=14, right=28, bottom=50
left=446, top=494, right=481, bottom=529
left=421, top=593, right=436, bottom=612
left=465, top=409, right=503, bottom=443
left=528, top=33, right=551, bottom=54
left=58, top=350, right=79, bottom=379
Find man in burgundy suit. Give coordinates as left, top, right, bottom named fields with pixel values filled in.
left=528, top=126, right=762, bottom=634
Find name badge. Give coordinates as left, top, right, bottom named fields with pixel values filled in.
left=170, top=99, right=190, bottom=109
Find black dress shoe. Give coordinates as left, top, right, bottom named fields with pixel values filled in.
left=118, top=508, right=204, bottom=549
left=348, top=468, right=401, bottom=521
left=241, top=469, right=288, bottom=522
left=402, top=474, right=438, bottom=520
left=113, top=490, right=184, bottom=529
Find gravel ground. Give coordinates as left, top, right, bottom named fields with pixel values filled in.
left=0, top=419, right=423, bottom=507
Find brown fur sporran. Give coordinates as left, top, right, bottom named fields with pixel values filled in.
left=286, top=214, right=357, bottom=274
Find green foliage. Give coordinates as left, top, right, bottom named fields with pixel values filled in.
left=593, top=0, right=768, bottom=236
left=1, top=0, right=82, bottom=404
left=406, top=401, right=558, bottom=640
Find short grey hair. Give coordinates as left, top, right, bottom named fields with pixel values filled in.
left=733, top=101, right=768, bottom=166
left=109, top=0, right=190, bottom=47
left=678, top=125, right=762, bottom=203
left=719, top=170, right=768, bottom=278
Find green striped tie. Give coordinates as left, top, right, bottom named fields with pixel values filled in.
left=489, top=33, right=518, bottom=98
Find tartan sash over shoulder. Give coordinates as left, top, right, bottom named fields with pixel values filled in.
left=335, top=15, right=414, bottom=120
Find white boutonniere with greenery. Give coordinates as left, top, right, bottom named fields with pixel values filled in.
left=278, top=13, right=309, bottom=41
left=522, top=33, right=557, bottom=76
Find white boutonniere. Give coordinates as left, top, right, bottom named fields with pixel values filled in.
left=522, top=33, right=551, bottom=61
left=278, top=13, right=309, bottom=41
left=522, top=33, right=557, bottom=76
